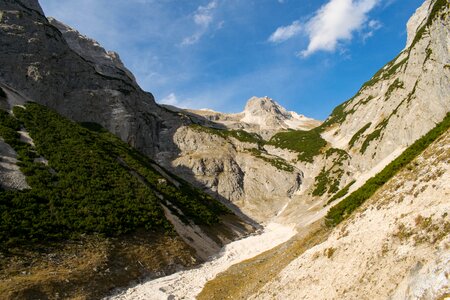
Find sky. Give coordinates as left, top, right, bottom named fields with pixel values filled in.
left=39, top=0, right=424, bottom=120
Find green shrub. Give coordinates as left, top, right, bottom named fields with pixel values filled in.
left=360, top=119, right=388, bottom=154
left=269, top=128, right=327, bottom=163
left=0, top=104, right=229, bottom=250
left=312, top=149, right=349, bottom=196
left=189, top=124, right=263, bottom=146
left=385, top=79, right=404, bottom=100
left=325, top=112, right=450, bottom=227
left=326, top=180, right=356, bottom=205
left=348, top=123, right=371, bottom=149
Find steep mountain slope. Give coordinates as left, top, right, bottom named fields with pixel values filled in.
left=0, top=0, right=184, bottom=158
left=321, top=0, right=449, bottom=171
left=251, top=123, right=450, bottom=300
left=0, top=102, right=251, bottom=299
left=198, top=112, right=450, bottom=300
left=261, top=0, right=450, bottom=222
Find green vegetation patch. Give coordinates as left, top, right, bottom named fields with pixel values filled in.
left=385, top=79, right=404, bottom=100
left=320, top=102, right=353, bottom=129
left=312, top=148, right=350, bottom=196
left=247, top=148, right=294, bottom=172
left=348, top=123, right=372, bottom=149
left=189, top=124, right=263, bottom=145
left=325, top=112, right=450, bottom=227
left=269, top=128, right=327, bottom=163
left=326, top=180, right=356, bottom=205
left=0, top=103, right=228, bottom=250
left=360, top=119, right=388, bottom=154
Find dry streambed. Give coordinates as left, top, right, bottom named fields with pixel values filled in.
left=106, top=223, right=296, bottom=300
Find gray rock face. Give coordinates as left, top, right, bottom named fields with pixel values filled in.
left=176, top=96, right=321, bottom=140
left=321, top=0, right=450, bottom=173
left=0, top=0, right=181, bottom=158
left=48, top=17, right=138, bottom=85
left=165, top=125, right=303, bottom=222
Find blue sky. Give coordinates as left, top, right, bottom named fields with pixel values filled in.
left=39, top=0, right=424, bottom=120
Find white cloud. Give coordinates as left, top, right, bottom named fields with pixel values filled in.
left=268, top=21, right=302, bottom=43
left=159, top=93, right=179, bottom=105
left=361, top=19, right=382, bottom=42
left=182, top=0, right=219, bottom=46
left=368, top=19, right=382, bottom=30
left=182, top=33, right=202, bottom=46
left=300, top=0, right=379, bottom=57
left=194, top=0, right=217, bottom=26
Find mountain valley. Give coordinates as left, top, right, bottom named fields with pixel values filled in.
left=0, top=0, right=449, bottom=299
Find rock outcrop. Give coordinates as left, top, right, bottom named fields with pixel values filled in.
left=0, top=0, right=183, bottom=158
left=170, top=96, right=321, bottom=140
left=321, top=0, right=450, bottom=173
left=167, top=125, right=303, bottom=222
left=252, top=127, right=450, bottom=300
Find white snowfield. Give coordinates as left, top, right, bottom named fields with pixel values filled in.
left=106, top=223, right=296, bottom=300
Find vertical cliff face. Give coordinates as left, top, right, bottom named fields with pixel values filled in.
left=0, top=0, right=183, bottom=157
left=321, top=0, right=450, bottom=173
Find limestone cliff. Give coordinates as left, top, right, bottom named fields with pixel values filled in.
left=173, top=96, right=321, bottom=140
left=321, top=0, right=449, bottom=173
left=0, top=0, right=182, bottom=158
left=252, top=126, right=450, bottom=300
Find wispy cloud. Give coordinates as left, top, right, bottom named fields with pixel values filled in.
left=268, top=21, right=302, bottom=43
left=361, top=19, right=382, bottom=41
left=182, top=0, right=219, bottom=46
left=159, top=92, right=179, bottom=105
left=300, top=0, right=379, bottom=57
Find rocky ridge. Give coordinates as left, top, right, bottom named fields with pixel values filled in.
left=321, top=0, right=449, bottom=172
left=262, top=0, right=450, bottom=223
left=0, top=0, right=185, bottom=158
left=172, top=96, right=320, bottom=140
left=251, top=127, right=450, bottom=300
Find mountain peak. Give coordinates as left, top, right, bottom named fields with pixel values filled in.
left=244, top=96, right=291, bottom=119
left=240, top=96, right=320, bottom=132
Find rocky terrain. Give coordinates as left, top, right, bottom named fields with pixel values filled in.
left=267, top=0, right=450, bottom=224
left=0, top=0, right=186, bottom=158
left=167, top=96, right=321, bottom=139
left=0, top=0, right=448, bottom=299
left=320, top=0, right=450, bottom=172
left=251, top=125, right=450, bottom=300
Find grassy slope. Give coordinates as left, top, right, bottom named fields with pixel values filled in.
left=326, top=112, right=450, bottom=226
left=268, top=128, right=327, bottom=163
left=0, top=103, right=229, bottom=250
